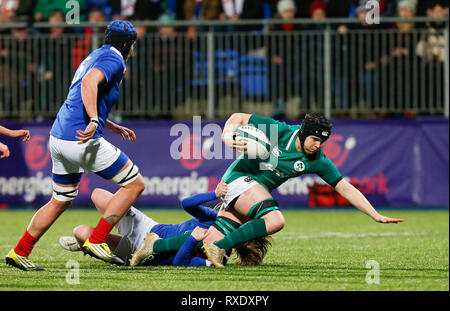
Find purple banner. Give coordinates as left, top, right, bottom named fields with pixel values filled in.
left=0, top=118, right=448, bottom=208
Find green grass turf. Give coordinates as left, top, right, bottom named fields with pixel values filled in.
left=0, top=209, right=448, bottom=291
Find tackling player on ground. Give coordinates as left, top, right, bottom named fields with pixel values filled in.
left=60, top=181, right=270, bottom=267
left=6, top=20, right=146, bottom=271
left=203, top=112, right=404, bottom=267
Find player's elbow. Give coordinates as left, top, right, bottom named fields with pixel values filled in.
left=180, top=199, right=194, bottom=213
left=180, top=198, right=189, bottom=209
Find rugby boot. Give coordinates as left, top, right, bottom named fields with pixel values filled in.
left=203, top=242, right=226, bottom=268
left=82, top=239, right=125, bottom=266
left=129, top=232, right=160, bottom=267
left=5, top=249, right=45, bottom=271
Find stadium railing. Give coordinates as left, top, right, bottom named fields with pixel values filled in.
left=0, top=17, right=448, bottom=120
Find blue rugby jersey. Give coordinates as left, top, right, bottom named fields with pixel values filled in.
left=145, top=191, right=219, bottom=266
left=50, top=45, right=125, bottom=141
left=151, top=191, right=218, bottom=239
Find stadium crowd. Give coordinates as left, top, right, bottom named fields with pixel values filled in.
left=0, top=0, right=448, bottom=120
left=0, top=0, right=448, bottom=26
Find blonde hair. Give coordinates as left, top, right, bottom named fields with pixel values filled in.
left=232, top=236, right=272, bottom=266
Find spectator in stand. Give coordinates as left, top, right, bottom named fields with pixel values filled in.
left=184, top=0, right=222, bottom=40
left=111, top=0, right=173, bottom=21
left=344, top=2, right=385, bottom=117
left=39, top=10, right=73, bottom=115
left=309, top=0, right=326, bottom=21
left=219, top=0, right=266, bottom=32
left=267, top=0, right=303, bottom=118
left=381, top=0, right=418, bottom=117
left=86, top=0, right=113, bottom=21
left=34, top=0, right=87, bottom=22
left=270, top=0, right=302, bottom=32
left=72, top=7, right=106, bottom=70
left=0, top=0, right=36, bottom=24
left=299, top=0, right=327, bottom=110
left=383, top=0, right=437, bottom=16
left=348, top=0, right=388, bottom=18
left=158, top=13, right=177, bottom=38
left=137, top=13, right=190, bottom=117
left=396, top=0, right=416, bottom=30
left=48, top=9, right=66, bottom=37
left=0, top=0, right=17, bottom=23
left=1, top=26, right=37, bottom=118
left=415, top=0, right=448, bottom=114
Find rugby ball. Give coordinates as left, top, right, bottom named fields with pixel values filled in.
left=234, top=125, right=271, bottom=159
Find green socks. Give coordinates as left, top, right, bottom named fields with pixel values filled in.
left=213, top=218, right=268, bottom=251
left=153, top=230, right=204, bottom=254
left=152, top=218, right=268, bottom=254
left=153, top=230, right=192, bottom=253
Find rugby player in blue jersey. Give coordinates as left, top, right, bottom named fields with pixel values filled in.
left=6, top=21, right=146, bottom=271
left=60, top=181, right=271, bottom=267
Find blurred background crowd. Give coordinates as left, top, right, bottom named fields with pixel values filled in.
left=0, top=0, right=449, bottom=120
left=0, top=0, right=448, bottom=27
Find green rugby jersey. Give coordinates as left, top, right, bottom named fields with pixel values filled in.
left=222, top=114, right=343, bottom=192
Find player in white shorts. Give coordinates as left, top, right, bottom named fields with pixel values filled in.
left=6, top=20, right=146, bottom=271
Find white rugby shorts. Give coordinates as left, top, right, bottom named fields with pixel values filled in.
left=114, top=207, right=159, bottom=263
left=221, top=176, right=259, bottom=209
left=49, top=135, right=122, bottom=175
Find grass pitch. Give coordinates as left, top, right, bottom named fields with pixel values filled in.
left=0, top=209, right=448, bottom=291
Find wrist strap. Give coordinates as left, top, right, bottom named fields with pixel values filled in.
left=90, top=118, right=99, bottom=129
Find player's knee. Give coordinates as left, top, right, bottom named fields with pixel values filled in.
left=125, top=175, right=146, bottom=195
left=50, top=197, right=73, bottom=211
left=263, top=211, right=285, bottom=234
left=91, top=188, right=101, bottom=206
left=73, top=225, right=90, bottom=242
left=91, top=188, right=111, bottom=212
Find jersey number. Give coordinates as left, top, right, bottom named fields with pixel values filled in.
left=71, top=56, right=92, bottom=86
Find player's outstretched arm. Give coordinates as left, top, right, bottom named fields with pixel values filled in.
left=181, top=181, right=227, bottom=220
left=334, top=179, right=404, bottom=224
left=0, top=126, right=30, bottom=141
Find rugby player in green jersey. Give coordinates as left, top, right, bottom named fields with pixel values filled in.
left=200, top=112, right=404, bottom=267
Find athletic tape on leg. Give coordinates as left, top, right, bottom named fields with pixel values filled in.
left=53, top=182, right=79, bottom=202
left=248, top=199, right=280, bottom=219
left=111, top=162, right=140, bottom=186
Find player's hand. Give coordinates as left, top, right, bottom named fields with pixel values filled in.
left=11, top=129, right=30, bottom=141
left=0, top=142, right=10, bottom=159
left=191, top=226, right=208, bottom=241
left=375, top=215, right=404, bottom=224
left=75, top=123, right=97, bottom=144
left=215, top=180, right=228, bottom=198
left=223, top=131, right=247, bottom=154
left=112, top=125, right=136, bottom=141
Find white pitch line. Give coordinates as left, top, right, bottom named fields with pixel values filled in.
left=278, top=231, right=431, bottom=239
